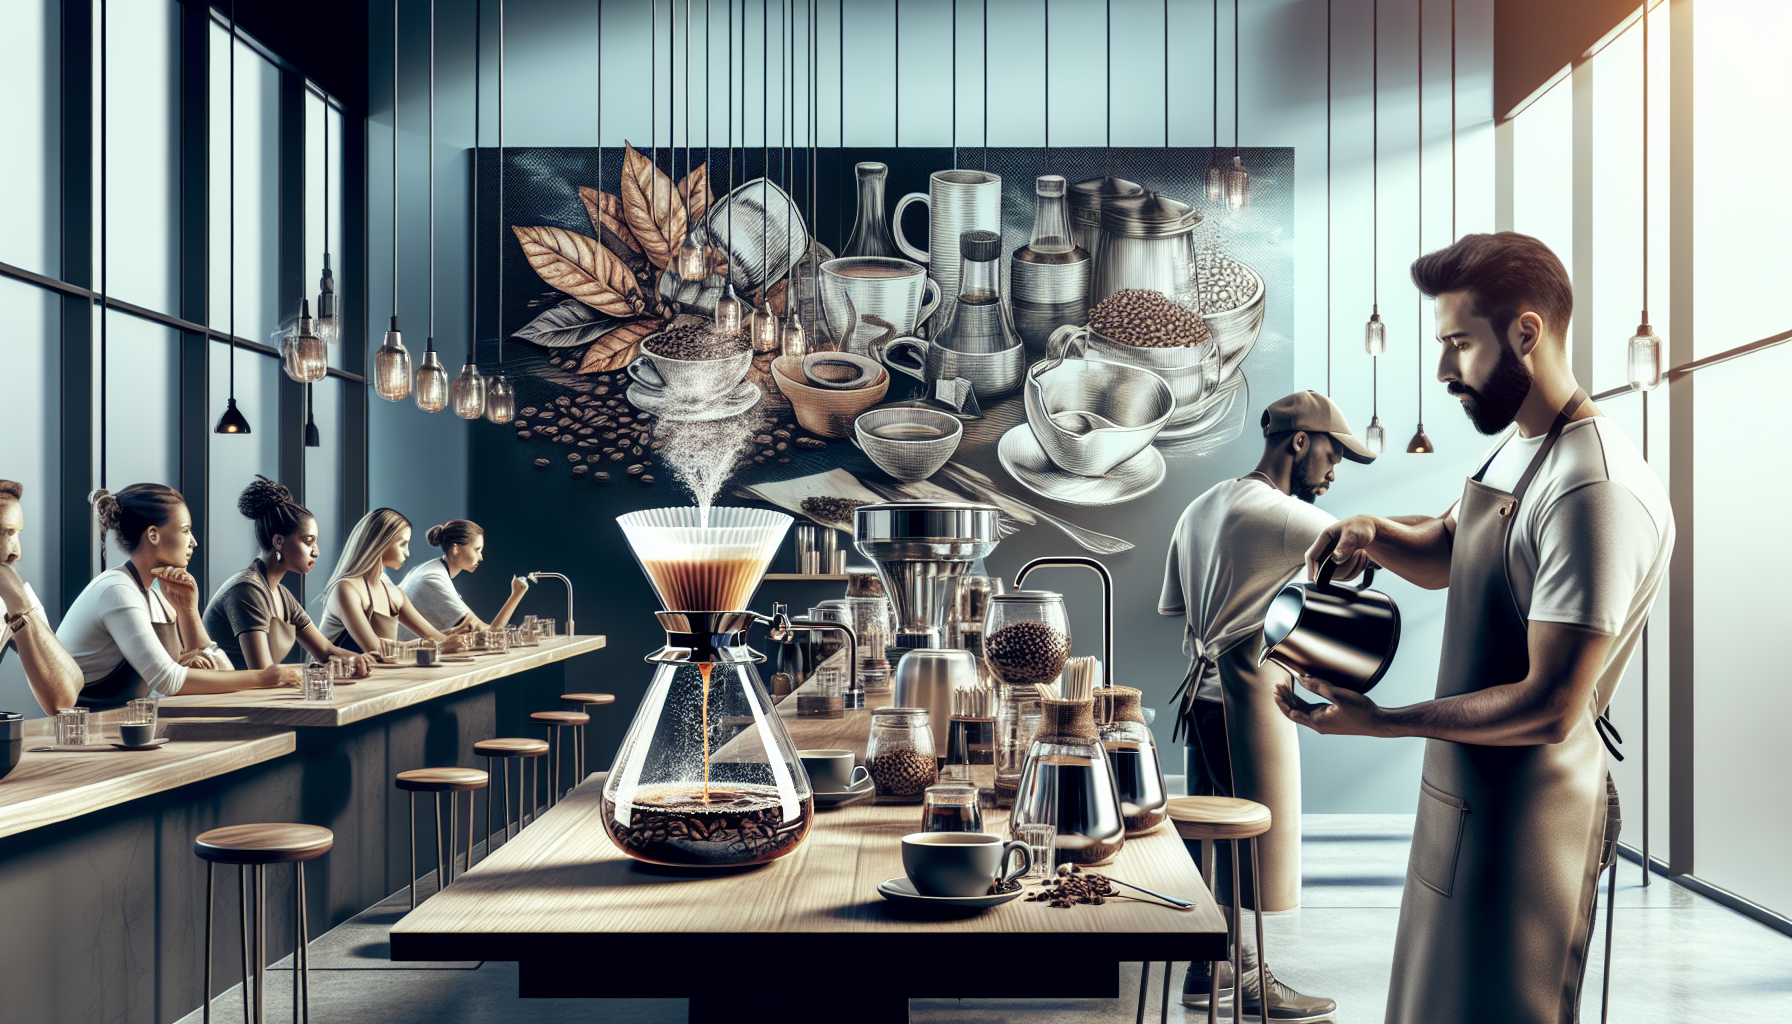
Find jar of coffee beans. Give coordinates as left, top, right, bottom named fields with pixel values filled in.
left=983, top=591, right=1073, bottom=688
left=866, top=707, right=937, bottom=803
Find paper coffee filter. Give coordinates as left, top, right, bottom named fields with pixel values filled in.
left=617, top=506, right=793, bottom=611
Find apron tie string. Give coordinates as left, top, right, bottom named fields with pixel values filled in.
left=1594, top=711, right=1624, bottom=762
left=1170, top=639, right=1213, bottom=745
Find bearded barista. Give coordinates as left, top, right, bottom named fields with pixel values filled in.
left=1278, top=234, right=1672, bottom=1024
left=1159, top=391, right=1375, bottom=1022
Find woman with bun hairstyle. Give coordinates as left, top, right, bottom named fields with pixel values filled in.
left=317, top=508, right=460, bottom=656
left=397, top=519, right=530, bottom=639
left=202, top=476, right=374, bottom=676
left=55, top=485, right=301, bottom=707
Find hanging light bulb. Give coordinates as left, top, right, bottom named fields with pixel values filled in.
left=1628, top=318, right=1663, bottom=392
left=282, top=300, right=329, bottom=383
left=714, top=287, right=746, bottom=334
left=214, top=0, right=251, bottom=436
left=780, top=312, right=808, bottom=360
left=1205, top=152, right=1226, bottom=203
left=1226, top=155, right=1251, bottom=210
left=315, top=255, right=338, bottom=344
left=414, top=340, right=449, bottom=412
left=1405, top=423, right=1433, bottom=454
left=1365, top=414, right=1386, bottom=455
left=1364, top=306, right=1386, bottom=355
left=748, top=302, right=781, bottom=353
left=450, top=362, right=487, bottom=419
left=374, top=316, right=413, bottom=400
left=673, top=239, right=712, bottom=281
left=482, top=372, right=516, bottom=423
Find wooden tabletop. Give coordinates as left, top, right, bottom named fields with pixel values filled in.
left=155, top=635, right=608, bottom=728
left=0, top=717, right=295, bottom=840
left=391, top=772, right=1226, bottom=1022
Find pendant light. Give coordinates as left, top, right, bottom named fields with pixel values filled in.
left=778, top=0, right=807, bottom=359
left=1406, top=0, right=1431, bottom=454
left=1225, top=0, right=1250, bottom=209
left=215, top=0, right=252, bottom=435
left=414, top=0, right=451, bottom=414
left=443, top=3, right=484, bottom=418
left=1204, top=0, right=1224, bottom=201
left=747, top=0, right=780, bottom=352
left=283, top=298, right=328, bottom=382
left=374, top=0, right=413, bottom=401
left=316, top=114, right=339, bottom=344
left=713, top=0, right=746, bottom=333
left=1628, top=4, right=1663, bottom=391
left=673, top=0, right=711, bottom=283
left=1364, top=0, right=1385, bottom=357
left=481, top=0, right=516, bottom=424
left=304, top=385, right=321, bottom=447
left=1325, top=0, right=1332, bottom=395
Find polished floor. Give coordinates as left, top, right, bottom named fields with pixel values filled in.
left=173, top=815, right=1792, bottom=1024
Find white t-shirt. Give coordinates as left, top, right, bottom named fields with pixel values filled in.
left=397, top=558, right=472, bottom=640
left=56, top=568, right=230, bottom=696
left=0, top=582, right=42, bottom=662
left=1159, top=479, right=1337, bottom=701
left=1466, top=416, right=1673, bottom=710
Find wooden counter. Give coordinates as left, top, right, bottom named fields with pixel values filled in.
left=0, top=716, right=295, bottom=840
left=156, top=634, right=607, bottom=728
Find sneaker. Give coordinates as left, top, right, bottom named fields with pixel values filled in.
left=1181, top=956, right=1338, bottom=1023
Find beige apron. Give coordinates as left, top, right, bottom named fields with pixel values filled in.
left=330, top=578, right=400, bottom=655
left=251, top=561, right=300, bottom=664
left=77, top=564, right=183, bottom=710
left=1213, top=641, right=1303, bottom=912
left=1386, top=392, right=1611, bottom=1024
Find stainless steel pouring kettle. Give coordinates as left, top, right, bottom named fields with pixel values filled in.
left=1259, top=556, right=1401, bottom=694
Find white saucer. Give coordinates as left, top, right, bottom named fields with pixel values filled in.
left=812, top=777, right=875, bottom=810
left=876, top=876, right=1026, bottom=910
left=626, top=380, right=762, bottom=421
left=997, top=423, right=1168, bottom=506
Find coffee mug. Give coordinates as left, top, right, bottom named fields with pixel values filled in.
left=799, top=748, right=870, bottom=793
left=625, top=346, right=754, bottom=397
left=877, top=334, right=1025, bottom=401
left=901, top=832, right=1032, bottom=898
left=819, top=257, right=942, bottom=355
left=119, top=722, right=157, bottom=747
left=892, top=170, right=1003, bottom=325
left=415, top=647, right=439, bottom=667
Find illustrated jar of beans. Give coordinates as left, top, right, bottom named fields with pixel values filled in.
left=866, top=707, right=938, bottom=803
left=983, top=591, right=1072, bottom=689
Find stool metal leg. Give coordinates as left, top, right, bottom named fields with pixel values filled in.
left=409, top=792, right=418, bottom=913
left=1201, top=840, right=1217, bottom=1024
left=255, top=864, right=267, bottom=1024
left=502, top=760, right=513, bottom=841
left=240, top=867, right=253, bottom=1024
left=466, top=790, right=475, bottom=875
left=434, top=792, right=447, bottom=894
left=1600, top=854, right=1618, bottom=1024
left=1159, top=960, right=1171, bottom=1024
left=448, top=788, right=458, bottom=885
left=1135, top=961, right=1151, bottom=1024
left=203, top=862, right=214, bottom=1024
left=1250, top=838, right=1268, bottom=1024
left=485, top=757, right=495, bottom=857
left=1230, top=840, right=1243, bottom=1024
left=297, top=861, right=311, bottom=1024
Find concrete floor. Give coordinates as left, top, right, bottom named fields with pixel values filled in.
left=173, top=815, right=1792, bottom=1024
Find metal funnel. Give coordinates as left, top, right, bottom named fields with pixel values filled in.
left=616, top=507, right=793, bottom=613
left=853, top=501, right=1003, bottom=655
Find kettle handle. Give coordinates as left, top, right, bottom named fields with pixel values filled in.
left=1315, top=540, right=1378, bottom=591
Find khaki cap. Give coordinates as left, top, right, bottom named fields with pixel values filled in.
left=1261, top=390, right=1378, bottom=464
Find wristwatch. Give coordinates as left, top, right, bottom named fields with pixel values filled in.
left=4, top=606, right=35, bottom=634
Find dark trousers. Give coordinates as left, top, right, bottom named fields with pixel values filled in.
left=1185, top=696, right=1264, bottom=917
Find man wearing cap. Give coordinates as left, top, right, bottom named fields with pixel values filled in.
left=1159, top=390, right=1375, bottom=1022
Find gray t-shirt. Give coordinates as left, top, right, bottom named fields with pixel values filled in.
left=397, top=557, right=471, bottom=640
left=203, top=561, right=314, bottom=670
left=1159, top=478, right=1336, bottom=701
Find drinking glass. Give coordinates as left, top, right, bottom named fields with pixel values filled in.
left=303, top=659, right=334, bottom=702
left=507, top=625, right=525, bottom=649
left=490, top=626, right=510, bottom=654
left=54, top=707, right=89, bottom=745
left=1016, top=822, right=1058, bottom=880
left=541, top=618, right=556, bottom=639
left=921, top=781, right=984, bottom=833
left=795, top=664, right=845, bottom=719
left=119, top=699, right=159, bottom=746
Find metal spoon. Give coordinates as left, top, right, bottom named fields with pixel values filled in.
left=1104, top=877, right=1198, bottom=909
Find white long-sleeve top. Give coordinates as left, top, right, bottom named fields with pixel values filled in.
left=55, top=568, right=230, bottom=696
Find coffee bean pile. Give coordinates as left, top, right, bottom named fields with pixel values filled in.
left=1024, top=864, right=1117, bottom=909
left=1195, top=249, right=1260, bottom=314
left=868, top=747, right=938, bottom=799
left=1088, top=289, right=1212, bottom=348
left=644, top=321, right=751, bottom=361
left=985, top=621, right=1072, bottom=686
left=516, top=383, right=659, bottom=484
left=800, top=496, right=867, bottom=527
left=600, top=791, right=811, bottom=867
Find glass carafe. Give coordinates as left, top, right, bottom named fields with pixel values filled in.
left=983, top=591, right=1071, bottom=690
left=993, top=683, right=1043, bottom=808
left=1010, top=696, right=1127, bottom=866
left=842, top=161, right=898, bottom=259
left=931, top=230, right=1023, bottom=355
left=1095, top=685, right=1168, bottom=836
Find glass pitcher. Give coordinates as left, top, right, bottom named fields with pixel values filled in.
left=1009, top=696, right=1127, bottom=866
left=1095, top=685, right=1168, bottom=836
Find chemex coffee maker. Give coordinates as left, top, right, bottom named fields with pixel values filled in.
left=602, top=507, right=855, bottom=869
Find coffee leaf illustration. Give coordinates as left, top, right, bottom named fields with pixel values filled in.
left=512, top=225, right=642, bottom=317
left=513, top=299, right=624, bottom=349
left=578, top=318, right=666, bottom=374
left=676, top=162, right=712, bottom=225
left=619, top=142, right=687, bottom=271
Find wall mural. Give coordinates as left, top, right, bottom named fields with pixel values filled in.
left=477, top=146, right=1293, bottom=554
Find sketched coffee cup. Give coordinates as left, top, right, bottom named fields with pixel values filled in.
left=820, top=257, right=942, bottom=355
left=626, top=346, right=754, bottom=396
left=901, top=832, right=1032, bottom=897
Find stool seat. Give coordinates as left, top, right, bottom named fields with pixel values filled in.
left=1165, top=796, right=1272, bottom=841
left=530, top=710, right=590, bottom=726
left=475, top=737, right=550, bottom=757
left=194, top=823, right=334, bottom=864
left=396, top=767, right=490, bottom=792
left=561, top=693, right=615, bottom=705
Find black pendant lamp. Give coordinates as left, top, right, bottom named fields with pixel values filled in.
left=483, top=0, right=517, bottom=424
left=304, top=385, right=321, bottom=447
left=1628, top=3, right=1662, bottom=391
left=374, top=0, right=413, bottom=401
left=1406, top=0, right=1431, bottom=454
left=215, top=0, right=252, bottom=435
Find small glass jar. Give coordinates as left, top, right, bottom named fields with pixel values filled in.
left=839, top=595, right=895, bottom=693
left=994, top=684, right=1043, bottom=807
left=921, top=781, right=985, bottom=833
left=865, top=707, right=937, bottom=803
left=303, top=659, right=334, bottom=702
left=983, top=591, right=1072, bottom=689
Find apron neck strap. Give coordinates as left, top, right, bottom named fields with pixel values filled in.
left=1508, top=389, right=1589, bottom=503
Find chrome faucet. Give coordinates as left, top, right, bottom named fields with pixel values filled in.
left=526, top=572, right=574, bottom=638
left=1014, top=556, right=1114, bottom=692
left=762, top=608, right=860, bottom=707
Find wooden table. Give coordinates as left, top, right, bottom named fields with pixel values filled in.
left=156, top=634, right=607, bottom=727
left=390, top=773, right=1227, bottom=1022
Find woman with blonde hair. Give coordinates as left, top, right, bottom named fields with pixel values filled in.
left=318, top=508, right=459, bottom=656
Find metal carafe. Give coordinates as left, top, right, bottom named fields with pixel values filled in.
left=1090, top=192, right=1204, bottom=307
left=841, top=162, right=899, bottom=259
left=1068, top=175, right=1145, bottom=261
left=1012, top=175, right=1091, bottom=357
left=1259, top=558, right=1401, bottom=694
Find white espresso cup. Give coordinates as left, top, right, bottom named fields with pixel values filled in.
left=798, top=748, right=870, bottom=793
left=819, top=257, right=942, bottom=355
left=901, top=832, right=1032, bottom=898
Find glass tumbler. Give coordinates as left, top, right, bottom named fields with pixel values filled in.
left=55, top=707, right=89, bottom=745
left=865, top=707, right=937, bottom=803
left=490, top=626, right=510, bottom=654
left=303, top=659, right=334, bottom=702
left=120, top=699, right=159, bottom=746
left=540, top=618, right=556, bottom=639
left=983, top=591, right=1072, bottom=690
left=1016, top=822, right=1058, bottom=880
left=921, top=781, right=984, bottom=833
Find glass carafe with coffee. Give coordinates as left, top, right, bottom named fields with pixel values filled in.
left=603, top=507, right=854, bottom=868
left=1095, top=685, right=1169, bottom=835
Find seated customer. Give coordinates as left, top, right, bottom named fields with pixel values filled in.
left=203, top=476, right=373, bottom=677
left=57, top=485, right=300, bottom=708
left=318, top=508, right=460, bottom=656
left=398, top=519, right=529, bottom=640
left=0, top=479, right=83, bottom=713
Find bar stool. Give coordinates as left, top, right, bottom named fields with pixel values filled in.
left=395, top=767, right=489, bottom=911
left=558, top=692, right=614, bottom=787
left=1141, top=796, right=1272, bottom=1024
left=195, top=823, right=333, bottom=1024
left=475, top=737, right=549, bottom=845
left=530, top=710, right=589, bottom=806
